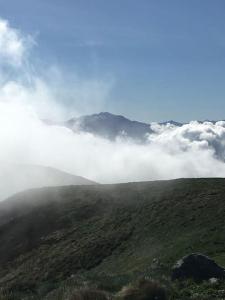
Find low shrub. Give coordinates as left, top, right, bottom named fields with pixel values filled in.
left=67, top=288, right=110, bottom=300
left=116, top=278, right=168, bottom=300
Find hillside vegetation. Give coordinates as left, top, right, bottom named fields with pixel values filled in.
left=0, top=178, right=225, bottom=298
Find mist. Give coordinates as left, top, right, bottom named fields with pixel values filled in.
left=1, top=17, right=225, bottom=200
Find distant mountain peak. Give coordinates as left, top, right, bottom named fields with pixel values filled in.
left=82, top=112, right=130, bottom=121
left=98, top=112, right=114, bottom=117
left=65, top=112, right=152, bottom=141
left=159, top=120, right=183, bottom=126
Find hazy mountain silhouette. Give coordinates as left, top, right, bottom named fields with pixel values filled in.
left=0, top=164, right=96, bottom=201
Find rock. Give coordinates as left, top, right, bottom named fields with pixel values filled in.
left=151, top=258, right=160, bottom=269
left=209, top=277, right=218, bottom=284
left=172, top=253, right=225, bottom=281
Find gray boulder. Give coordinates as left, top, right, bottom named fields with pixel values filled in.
left=172, top=253, right=225, bottom=281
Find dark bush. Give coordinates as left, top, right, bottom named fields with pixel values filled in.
left=117, top=278, right=168, bottom=300
left=68, top=288, right=109, bottom=300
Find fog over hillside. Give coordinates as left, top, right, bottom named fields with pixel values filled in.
left=1, top=17, right=225, bottom=190
left=0, top=164, right=96, bottom=201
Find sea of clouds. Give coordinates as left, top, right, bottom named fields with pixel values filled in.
left=1, top=17, right=225, bottom=189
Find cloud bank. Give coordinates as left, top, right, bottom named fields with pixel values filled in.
left=1, top=17, right=225, bottom=196
left=0, top=18, right=33, bottom=67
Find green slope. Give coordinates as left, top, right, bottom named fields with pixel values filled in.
left=0, top=178, right=225, bottom=296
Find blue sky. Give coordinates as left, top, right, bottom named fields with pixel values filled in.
left=0, top=0, right=225, bottom=122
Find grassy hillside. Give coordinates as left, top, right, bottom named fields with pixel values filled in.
left=0, top=178, right=225, bottom=298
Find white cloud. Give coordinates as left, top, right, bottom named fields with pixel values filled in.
left=1, top=17, right=225, bottom=200
left=149, top=121, right=225, bottom=161
left=0, top=18, right=33, bottom=67
left=1, top=105, right=225, bottom=186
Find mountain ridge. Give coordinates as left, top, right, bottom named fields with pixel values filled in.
left=45, top=112, right=225, bottom=142
left=65, top=112, right=153, bottom=141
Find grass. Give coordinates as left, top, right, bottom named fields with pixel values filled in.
left=0, top=178, right=224, bottom=298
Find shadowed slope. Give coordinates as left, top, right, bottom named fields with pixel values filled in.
left=0, top=178, right=224, bottom=294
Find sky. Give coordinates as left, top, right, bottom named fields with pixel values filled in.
left=1, top=2, right=225, bottom=188
left=0, top=0, right=225, bottom=122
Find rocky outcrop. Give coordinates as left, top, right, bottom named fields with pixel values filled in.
left=172, top=253, right=225, bottom=281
